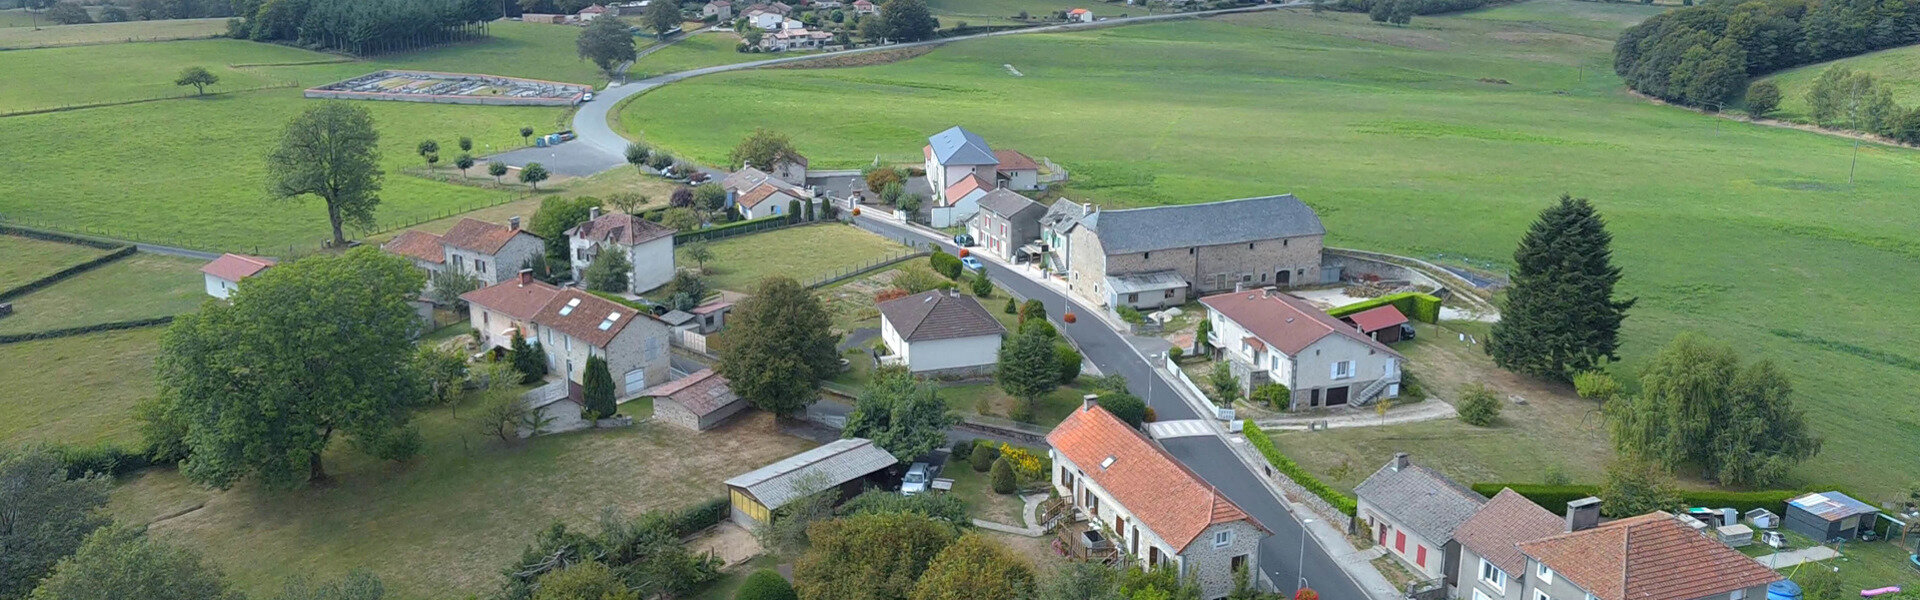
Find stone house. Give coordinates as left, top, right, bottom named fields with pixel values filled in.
left=969, top=189, right=1046, bottom=262
left=1058, top=195, right=1325, bottom=311
left=759, top=27, right=834, bottom=52
left=1039, top=198, right=1092, bottom=275
left=1198, top=287, right=1403, bottom=407
left=461, top=271, right=671, bottom=398
left=702, top=0, right=732, bottom=19
left=642, top=368, right=748, bottom=431
left=1353, top=453, right=1486, bottom=587
left=1048, top=402, right=1269, bottom=600
left=199, top=253, right=274, bottom=300
left=1454, top=489, right=1569, bottom=600
left=381, top=217, right=543, bottom=288
left=878, top=289, right=1005, bottom=375
left=567, top=208, right=677, bottom=294
left=772, top=155, right=808, bottom=185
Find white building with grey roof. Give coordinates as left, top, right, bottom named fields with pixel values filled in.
left=1052, top=194, right=1327, bottom=310
left=724, top=438, right=899, bottom=528
left=1354, top=453, right=1487, bottom=587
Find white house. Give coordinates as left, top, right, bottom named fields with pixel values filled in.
left=851, top=0, right=876, bottom=13
left=992, top=149, right=1042, bottom=191
left=380, top=217, right=544, bottom=288
left=746, top=9, right=785, bottom=29
left=923, top=126, right=1000, bottom=206
left=462, top=271, right=671, bottom=398
left=1199, top=287, right=1403, bottom=408
left=931, top=172, right=991, bottom=228
left=1048, top=401, right=1271, bottom=600
left=577, top=3, right=608, bottom=20
left=702, top=0, right=732, bottom=19
left=1354, top=453, right=1486, bottom=587
left=877, top=289, right=1005, bottom=375
left=199, top=253, right=275, bottom=299
left=567, top=208, right=677, bottom=294
left=1068, top=7, right=1093, bottom=21
left=772, top=155, right=808, bottom=185
left=723, top=166, right=817, bottom=219
left=760, top=26, right=834, bottom=51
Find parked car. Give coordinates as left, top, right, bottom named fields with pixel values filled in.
left=953, top=233, right=974, bottom=247
left=581, top=92, right=595, bottom=102
left=960, top=256, right=984, bottom=271
left=901, top=462, right=930, bottom=496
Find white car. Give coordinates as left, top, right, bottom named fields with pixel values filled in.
left=581, top=92, right=596, bottom=103
left=900, top=462, right=930, bottom=496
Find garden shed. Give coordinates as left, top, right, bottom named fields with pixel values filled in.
left=723, top=438, right=897, bottom=528
left=1784, top=491, right=1878, bottom=542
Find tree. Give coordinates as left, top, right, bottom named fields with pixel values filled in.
left=670, top=186, right=695, bottom=208
left=583, top=248, right=633, bottom=292
left=1572, top=370, right=1620, bottom=401
left=805, top=199, right=816, bottom=222
left=519, top=162, right=551, bottom=190
left=1606, top=333, right=1821, bottom=486
left=458, top=137, right=473, bottom=152
left=533, top=562, right=638, bottom=600
left=425, top=153, right=440, bottom=170
left=174, top=66, right=219, bottom=95
left=489, top=161, right=510, bottom=183
left=1208, top=361, right=1239, bottom=401
left=1744, top=81, right=1781, bottom=118
left=520, top=126, right=536, bottom=145
left=0, top=447, right=111, bottom=599
left=158, top=248, right=425, bottom=489
left=29, top=525, right=240, bottom=600
left=577, top=16, right=637, bottom=78
left=969, top=273, right=992, bottom=297
left=736, top=569, right=796, bottom=600
left=845, top=366, right=959, bottom=463
left=1097, top=393, right=1146, bottom=427
left=664, top=271, right=710, bottom=310
left=99, top=5, right=128, bottom=21
left=640, top=0, right=680, bottom=34
left=1054, top=342, right=1082, bottom=384
left=792, top=512, right=958, bottom=600
left=877, top=0, right=936, bottom=41
left=582, top=356, right=617, bottom=419
left=416, top=345, right=470, bottom=406
left=274, top=569, right=387, bottom=600
left=1018, top=299, right=1046, bottom=325
left=1387, top=0, right=1413, bottom=25
left=898, top=193, right=924, bottom=214
left=1368, top=0, right=1390, bottom=22
left=1004, top=297, right=1017, bottom=315
left=683, top=240, right=714, bottom=272
left=718, top=277, right=840, bottom=419
left=417, top=139, right=440, bottom=169
left=510, top=330, right=549, bottom=384
left=730, top=128, right=802, bottom=171
left=1488, top=195, right=1634, bottom=381
left=476, top=389, right=532, bottom=443
left=909, top=533, right=1036, bottom=600
left=787, top=199, right=802, bottom=224
left=865, top=167, right=904, bottom=193
left=455, top=154, right=475, bottom=179
left=1598, top=457, right=1681, bottom=516
left=266, top=102, right=383, bottom=248
left=997, top=329, right=1060, bottom=409
left=990, top=456, right=1017, bottom=493
left=626, top=143, right=651, bottom=171
left=1456, top=383, right=1500, bottom=426
left=45, top=1, right=90, bottom=23
left=530, top=196, right=604, bottom=264
left=841, top=489, right=970, bottom=524
left=1036, top=562, right=1118, bottom=600
left=662, top=207, right=703, bottom=231
left=694, top=183, right=728, bottom=212
left=608, top=192, right=648, bottom=215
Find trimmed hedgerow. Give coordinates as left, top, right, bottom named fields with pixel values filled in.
left=1243, top=426, right=1356, bottom=516
left=1328, top=292, right=1442, bottom=324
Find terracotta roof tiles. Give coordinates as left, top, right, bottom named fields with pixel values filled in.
left=1452, top=488, right=1564, bottom=577
left=1518, top=513, right=1779, bottom=600
left=570, top=212, right=675, bottom=245
left=460, top=278, right=560, bottom=321
left=1200, top=289, right=1400, bottom=358
left=382, top=230, right=446, bottom=264
left=441, top=218, right=533, bottom=254
left=200, top=253, right=276, bottom=282
left=1046, top=404, right=1268, bottom=551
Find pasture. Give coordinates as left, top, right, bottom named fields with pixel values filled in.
left=0, top=328, right=162, bottom=448
left=924, top=0, right=1090, bottom=25
left=682, top=223, right=912, bottom=292
left=1759, top=44, right=1920, bottom=122
left=628, top=30, right=763, bottom=78
left=0, top=15, right=226, bottom=49
left=622, top=0, right=1920, bottom=499
left=0, top=252, right=207, bottom=335
left=0, top=234, right=111, bottom=288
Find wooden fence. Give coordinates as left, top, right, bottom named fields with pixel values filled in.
left=805, top=247, right=932, bottom=289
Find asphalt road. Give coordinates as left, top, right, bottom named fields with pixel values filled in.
left=851, top=215, right=1367, bottom=600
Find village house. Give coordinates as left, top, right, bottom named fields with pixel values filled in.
left=924, top=126, right=997, bottom=207
left=702, top=0, right=733, bottom=19
left=1053, top=195, right=1325, bottom=310
left=1513, top=501, right=1780, bottom=600
left=1354, top=453, right=1486, bottom=587
left=851, top=0, right=876, bottom=13
left=566, top=208, right=677, bottom=294
left=199, top=253, right=275, bottom=300
left=461, top=270, right=671, bottom=399
left=642, top=368, right=748, bottom=431
left=381, top=217, right=544, bottom=288
left=877, top=289, right=1005, bottom=375
left=577, top=3, right=608, bottom=20
left=772, top=154, right=808, bottom=185
left=1199, top=287, right=1403, bottom=407
left=725, top=438, right=898, bottom=528
left=1048, top=401, right=1270, bottom=600
left=744, top=8, right=786, bottom=28
left=722, top=166, right=816, bottom=219
left=1454, top=489, right=1568, bottom=600
left=1039, top=198, right=1092, bottom=275
left=969, top=189, right=1046, bottom=262
left=1069, top=7, right=1093, bottom=21
left=993, top=148, right=1042, bottom=191
left=933, top=172, right=992, bottom=228
left=759, top=26, right=835, bottom=51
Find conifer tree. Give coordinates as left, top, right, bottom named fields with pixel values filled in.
left=1489, top=194, right=1634, bottom=381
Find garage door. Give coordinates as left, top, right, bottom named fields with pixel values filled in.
left=623, top=369, right=647, bottom=395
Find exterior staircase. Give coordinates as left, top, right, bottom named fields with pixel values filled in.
left=1354, top=376, right=1393, bottom=406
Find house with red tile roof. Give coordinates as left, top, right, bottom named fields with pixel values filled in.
left=1047, top=401, right=1270, bottom=600
left=719, top=166, right=816, bottom=220
left=1068, top=7, right=1093, bottom=21
left=641, top=368, right=747, bottom=430
left=931, top=172, right=993, bottom=228
left=461, top=270, right=671, bottom=398
left=851, top=0, right=876, bottom=13
left=199, top=253, right=275, bottom=299
left=876, top=289, right=1005, bottom=375
left=567, top=208, right=677, bottom=294
left=381, top=217, right=544, bottom=292
left=992, top=148, right=1042, bottom=191
left=1199, top=287, right=1402, bottom=408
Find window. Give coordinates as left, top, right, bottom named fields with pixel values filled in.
left=482, top=313, right=489, bottom=326
left=1164, top=289, right=1175, bottom=299
left=1534, top=590, right=1552, bottom=600
left=1127, top=293, right=1138, bottom=303
left=1188, top=248, right=1195, bottom=255
left=1060, top=466, right=1071, bottom=485
left=1479, top=559, right=1507, bottom=592
left=1731, top=592, right=1746, bottom=600
left=1332, top=360, right=1354, bottom=380
left=1231, top=554, right=1248, bottom=574
left=1537, top=564, right=1554, bottom=584
left=1474, top=591, right=1492, bottom=600
left=1248, top=242, right=1255, bottom=249
left=475, top=260, right=488, bottom=274
left=1213, top=530, right=1233, bottom=548
left=1143, top=252, right=1150, bottom=260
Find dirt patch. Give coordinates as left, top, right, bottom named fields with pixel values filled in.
left=767, top=45, right=936, bottom=69
left=687, top=522, right=764, bottom=568
left=978, top=530, right=1070, bottom=573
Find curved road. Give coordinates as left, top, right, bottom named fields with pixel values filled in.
left=490, top=2, right=1299, bottom=176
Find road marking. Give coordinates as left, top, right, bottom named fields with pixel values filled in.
left=1146, top=419, right=1213, bottom=439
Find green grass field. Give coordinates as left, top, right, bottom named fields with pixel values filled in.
left=376, top=20, right=617, bottom=86
left=0, top=39, right=322, bottom=113
left=623, top=1, right=1920, bottom=500
left=0, top=328, right=162, bottom=448
left=0, top=252, right=208, bottom=335
left=0, top=234, right=112, bottom=288
left=628, top=31, right=764, bottom=79
left=0, top=16, right=227, bottom=48
left=683, top=223, right=912, bottom=292
left=1758, top=44, right=1920, bottom=122
left=925, top=0, right=1088, bottom=25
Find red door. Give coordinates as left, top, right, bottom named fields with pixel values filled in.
left=1395, top=531, right=1406, bottom=552
left=1378, top=523, right=1387, bottom=545
left=1416, top=545, right=1427, bottom=567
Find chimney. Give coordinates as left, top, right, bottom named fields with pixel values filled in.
left=1083, top=202, right=1094, bottom=214
left=509, top=216, right=521, bottom=230
left=1391, top=452, right=1409, bottom=472
left=1083, top=394, right=1099, bottom=411
left=948, top=287, right=960, bottom=298
left=517, top=268, right=533, bottom=287
left=1566, top=497, right=1602, bottom=532
left=589, top=207, right=601, bottom=220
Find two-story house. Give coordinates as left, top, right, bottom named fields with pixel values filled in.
left=969, top=189, right=1046, bottom=262
left=1353, top=453, right=1485, bottom=589
left=1058, top=195, right=1326, bottom=311
left=567, top=208, right=676, bottom=294
left=924, top=126, right=998, bottom=203
left=461, top=270, right=671, bottom=398
left=702, top=0, right=732, bottom=19
left=1199, top=288, right=1403, bottom=407
left=380, top=217, right=544, bottom=290
left=1457, top=495, right=1780, bottom=600
left=1048, top=401, right=1271, bottom=600
left=1040, top=199, right=1092, bottom=275
left=1454, top=489, right=1569, bottom=600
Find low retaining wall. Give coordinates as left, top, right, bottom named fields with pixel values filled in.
left=1323, top=247, right=1499, bottom=314
left=305, top=69, right=588, bottom=106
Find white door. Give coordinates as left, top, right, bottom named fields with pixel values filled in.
left=622, top=369, right=648, bottom=396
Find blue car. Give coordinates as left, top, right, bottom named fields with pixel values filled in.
left=960, top=256, right=984, bottom=271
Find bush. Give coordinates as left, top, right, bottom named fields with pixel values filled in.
left=1456, top=383, right=1500, bottom=426
left=53, top=443, right=152, bottom=479
left=1572, top=370, right=1620, bottom=401
left=1115, top=305, right=1145, bottom=324
left=675, top=497, right=730, bottom=535
left=1098, top=393, right=1147, bottom=427
left=970, top=273, right=992, bottom=297
left=1167, top=346, right=1184, bottom=362
left=1744, top=81, right=1781, bottom=119
left=990, top=456, right=1017, bottom=494
left=1053, top=342, right=1082, bottom=384
left=1252, top=383, right=1291, bottom=409
left=949, top=440, right=973, bottom=461
left=1004, top=297, right=1017, bottom=314
left=737, top=569, right=797, bottom=600
left=1326, top=292, right=1442, bottom=323
left=1244, top=427, right=1355, bottom=515
left=970, top=443, right=997, bottom=472
left=929, top=251, right=963, bottom=280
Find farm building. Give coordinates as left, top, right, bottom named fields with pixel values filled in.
left=1784, top=491, right=1879, bottom=542
left=199, top=253, right=275, bottom=299
left=724, top=438, right=897, bottom=528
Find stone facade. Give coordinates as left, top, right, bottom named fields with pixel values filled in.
left=1065, top=225, right=1323, bottom=310
left=534, top=316, right=670, bottom=399
left=1182, top=521, right=1266, bottom=600
left=446, top=234, right=543, bottom=286
left=654, top=395, right=747, bottom=431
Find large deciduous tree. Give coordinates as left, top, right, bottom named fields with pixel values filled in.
left=1606, top=333, right=1821, bottom=486
left=577, top=16, right=637, bottom=77
left=844, top=366, right=958, bottom=463
left=876, top=0, right=936, bottom=41
left=529, top=196, right=605, bottom=265
left=1035, top=562, right=1119, bottom=600
left=792, top=512, right=958, bottom=600
left=266, top=102, right=383, bottom=248
left=0, top=447, right=112, bottom=600
left=718, top=277, right=839, bottom=419
left=28, top=525, right=241, bottom=600
left=997, top=329, right=1059, bottom=407
left=1488, top=194, right=1633, bottom=381
left=729, top=128, right=802, bottom=172
left=643, top=0, right=680, bottom=36
left=908, top=533, right=1036, bottom=600
left=157, top=247, right=427, bottom=489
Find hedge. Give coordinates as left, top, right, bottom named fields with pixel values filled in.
left=1243, top=426, right=1356, bottom=516
left=53, top=442, right=153, bottom=479
left=1470, top=483, right=1817, bottom=518
left=1327, top=291, right=1442, bottom=324
left=673, top=497, right=729, bottom=536
left=0, top=246, right=136, bottom=303
left=675, top=214, right=789, bottom=243
left=0, top=315, right=173, bottom=345
left=0, top=225, right=127, bottom=250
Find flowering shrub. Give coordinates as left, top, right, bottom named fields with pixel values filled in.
left=998, top=443, right=1047, bottom=482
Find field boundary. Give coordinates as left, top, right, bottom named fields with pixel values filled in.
left=0, top=81, right=300, bottom=119
left=0, top=31, right=227, bottom=51
left=0, top=224, right=127, bottom=250
left=0, top=315, right=175, bottom=345
left=805, top=249, right=930, bottom=288
left=0, top=245, right=138, bottom=303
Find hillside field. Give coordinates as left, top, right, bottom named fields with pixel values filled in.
left=1759, top=44, right=1920, bottom=122
left=621, top=0, right=1920, bottom=499
left=0, top=16, right=227, bottom=49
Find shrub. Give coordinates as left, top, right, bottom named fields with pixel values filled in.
left=929, top=251, right=963, bottom=279
left=875, top=288, right=909, bottom=303
left=1054, top=342, right=1082, bottom=384
left=1745, top=81, right=1781, bottom=119
left=1244, top=427, right=1356, bottom=515
left=1018, top=299, right=1046, bottom=324
left=737, top=569, right=797, bottom=600
left=1326, top=292, right=1442, bottom=323
left=1004, top=297, right=1017, bottom=314
left=970, top=273, right=992, bottom=297
left=1456, top=383, right=1500, bottom=426
left=997, top=443, right=1047, bottom=481
left=1252, top=383, right=1291, bottom=409
left=1115, top=305, right=1145, bottom=324
left=990, top=456, right=1017, bottom=494
left=950, top=440, right=973, bottom=461
left=1167, top=346, right=1184, bottom=362
left=970, top=443, right=997, bottom=472
left=1572, top=370, right=1620, bottom=401
left=676, top=497, right=730, bottom=535
left=54, top=443, right=152, bottom=478
left=1098, top=393, right=1147, bottom=427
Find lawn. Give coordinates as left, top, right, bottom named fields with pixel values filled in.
left=0, top=252, right=208, bottom=335
left=628, top=30, right=764, bottom=79
left=109, top=397, right=817, bottom=598
left=683, top=223, right=913, bottom=292
left=0, top=327, right=163, bottom=448
left=0, top=234, right=112, bottom=288
left=373, top=20, right=618, bottom=86
left=621, top=0, right=1920, bottom=500
left=1758, top=44, right=1920, bottom=122
left=0, top=39, right=324, bottom=113
left=0, top=16, right=227, bottom=49
left=946, top=458, right=1028, bottom=525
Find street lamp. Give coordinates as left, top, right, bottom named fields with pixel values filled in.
left=1297, top=518, right=1315, bottom=594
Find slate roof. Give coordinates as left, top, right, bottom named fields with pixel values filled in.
left=725, top=438, right=898, bottom=510
left=878, top=290, right=1005, bottom=342
left=1200, top=289, right=1401, bottom=358
left=660, top=310, right=698, bottom=327
left=993, top=149, right=1041, bottom=172
left=441, top=218, right=535, bottom=254
left=721, top=167, right=803, bottom=195
left=462, top=278, right=562, bottom=321
left=927, top=126, right=998, bottom=165
left=977, top=189, right=1044, bottom=219
left=1518, top=513, right=1780, bottom=600
left=200, top=253, right=275, bottom=282
left=642, top=369, right=741, bottom=417
left=570, top=212, right=675, bottom=246
left=530, top=288, right=643, bottom=348
left=1087, top=195, right=1323, bottom=255
left=1353, top=455, right=1485, bottom=545
left=1048, top=404, right=1269, bottom=551
left=1348, top=305, right=1409, bottom=333
left=1454, top=488, right=1565, bottom=577
left=1042, top=198, right=1091, bottom=234
left=1106, top=270, right=1188, bottom=294
left=383, top=230, right=446, bottom=264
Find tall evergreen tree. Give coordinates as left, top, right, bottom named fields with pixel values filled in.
left=1489, top=194, right=1634, bottom=381
left=510, top=330, right=549, bottom=384
left=582, top=356, right=616, bottom=418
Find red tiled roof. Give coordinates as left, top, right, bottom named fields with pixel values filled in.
left=382, top=230, right=446, bottom=264
left=923, top=144, right=933, bottom=161
left=1069, top=8, right=1089, bottom=13
left=641, top=369, right=741, bottom=416
left=1347, top=305, right=1409, bottom=333
left=200, top=253, right=275, bottom=282
left=461, top=277, right=560, bottom=321
left=570, top=212, right=675, bottom=245
left=736, top=184, right=794, bottom=209
left=1242, top=336, right=1265, bottom=352
left=993, top=149, right=1041, bottom=172
left=1199, top=289, right=1401, bottom=358
left=1046, top=405, right=1268, bottom=551
left=441, top=218, right=531, bottom=254
left=690, top=301, right=733, bottom=315
left=941, top=174, right=992, bottom=206
left=1518, top=513, right=1780, bottom=600
left=530, top=288, right=642, bottom=348
left=1454, top=489, right=1565, bottom=577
